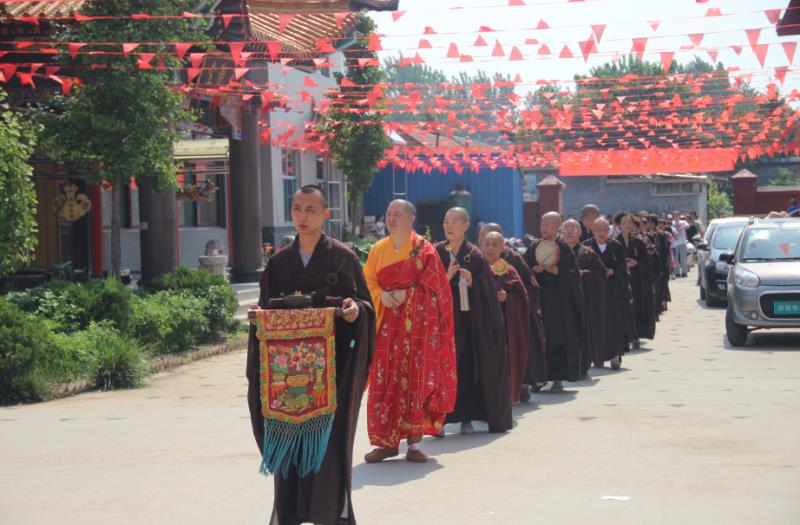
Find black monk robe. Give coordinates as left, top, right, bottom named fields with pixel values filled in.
left=246, top=233, right=375, bottom=525
left=502, top=248, right=548, bottom=384
left=523, top=237, right=584, bottom=382
left=585, top=238, right=634, bottom=363
left=435, top=241, right=512, bottom=432
left=572, top=243, right=607, bottom=374
left=616, top=233, right=657, bottom=341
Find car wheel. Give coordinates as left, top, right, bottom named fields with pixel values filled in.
left=725, top=307, right=748, bottom=347
left=706, top=292, right=720, bottom=307
left=699, top=285, right=706, bottom=301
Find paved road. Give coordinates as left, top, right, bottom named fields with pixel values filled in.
left=2, top=273, right=799, bottom=525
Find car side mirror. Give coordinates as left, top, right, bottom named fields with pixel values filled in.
left=696, top=243, right=708, bottom=251
left=719, top=253, right=734, bottom=264
left=691, top=234, right=703, bottom=243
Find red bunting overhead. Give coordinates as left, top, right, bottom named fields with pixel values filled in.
left=558, top=148, right=739, bottom=176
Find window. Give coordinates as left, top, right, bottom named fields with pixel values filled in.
left=177, top=158, right=227, bottom=228
left=282, top=149, right=299, bottom=222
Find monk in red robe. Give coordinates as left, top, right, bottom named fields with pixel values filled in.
left=481, top=231, right=530, bottom=403
left=363, top=200, right=457, bottom=464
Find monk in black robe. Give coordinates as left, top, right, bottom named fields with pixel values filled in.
left=639, top=217, right=664, bottom=320
left=615, top=212, right=657, bottom=347
left=436, top=208, right=512, bottom=434
left=653, top=216, right=672, bottom=312
left=562, top=219, right=605, bottom=378
left=585, top=218, right=633, bottom=369
left=523, top=212, right=584, bottom=392
left=579, top=204, right=602, bottom=243
left=479, top=223, right=547, bottom=398
left=247, top=186, right=374, bottom=525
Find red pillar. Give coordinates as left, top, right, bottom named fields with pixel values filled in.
left=731, top=169, right=757, bottom=215
left=536, top=175, right=565, bottom=218
left=89, top=185, right=104, bottom=276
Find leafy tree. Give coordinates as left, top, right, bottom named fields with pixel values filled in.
left=707, top=180, right=733, bottom=219
left=768, top=167, right=800, bottom=186
left=41, top=0, right=205, bottom=276
left=0, top=87, right=39, bottom=277
left=321, top=13, right=389, bottom=234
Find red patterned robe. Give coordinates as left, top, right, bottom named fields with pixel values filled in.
left=364, top=232, right=457, bottom=449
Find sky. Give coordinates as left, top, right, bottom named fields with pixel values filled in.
left=368, top=0, right=800, bottom=95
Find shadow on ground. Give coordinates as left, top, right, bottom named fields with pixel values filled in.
left=723, top=331, right=800, bottom=352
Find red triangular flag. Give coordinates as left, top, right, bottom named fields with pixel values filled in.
left=753, top=43, right=769, bottom=66
left=513, top=73, right=522, bottom=83
left=278, top=14, right=295, bottom=33
left=509, top=46, right=524, bottom=60
left=775, top=66, right=789, bottom=85
left=187, top=68, right=201, bottom=82
left=418, top=39, right=432, bottom=49
left=222, top=14, right=234, bottom=28
left=392, top=10, right=406, bottom=22
left=579, top=36, right=597, bottom=62
left=631, top=35, right=647, bottom=58
left=492, top=40, right=505, bottom=57
left=745, top=28, right=761, bottom=48
left=783, top=41, right=797, bottom=63
left=267, top=41, right=282, bottom=61
left=340, top=77, right=355, bottom=87
left=591, top=24, right=606, bottom=42
left=688, top=33, right=704, bottom=46
left=137, top=53, right=155, bottom=69
left=707, top=47, right=718, bottom=63
left=559, top=45, right=574, bottom=59
left=536, top=19, right=549, bottom=29
left=446, top=43, right=460, bottom=58
left=67, top=42, right=86, bottom=59
left=537, top=44, right=551, bottom=56
left=660, top=51, right=674, bottom=73
left=368, top=33, right=382, bottom=51
left=334, top=13, right=349, bottom=27
left=234, top=67, right=249, bottom=80
left=509, top=0, right=525, bottom=5
left=474, top=35, right=488, bottom=46
left=731, top=45, right=743, bottom=56
left=705, top=7, right=721, bottom=16
left=648, top=20, right=660, bottom=32
left=765, top=8, right=782, bottom=25
left=175, top=43, right=191, bottom=61
left=190, top=52, right=206, bottom=69
left=122, top=43, right=139, bottom=56
left=303, top=76, right=318, bottom=88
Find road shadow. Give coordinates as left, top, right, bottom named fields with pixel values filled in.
left=722, top=331, right=800, bottom=352
left=694, top=298, right=726, bottom=310
left=352, top=457, right=444, bottom=489
left=586, top=367, right=629, bottom=377
left=628, top=346, right=653, bottom=355
left=529, top=390, right=578, bottom=405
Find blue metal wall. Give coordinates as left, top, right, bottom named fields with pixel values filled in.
left=364, top=165, right=524, bottom=238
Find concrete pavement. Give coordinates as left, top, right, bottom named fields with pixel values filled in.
left=2, top=272, right=799, bottom=524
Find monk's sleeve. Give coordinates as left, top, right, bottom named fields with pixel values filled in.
left=507, top=268, right=528, bottom=301
left=246, top=265, right=270, bottom=453
left=363, top=245, right=384, bottom=313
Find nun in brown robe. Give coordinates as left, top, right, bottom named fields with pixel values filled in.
left=562, top=219, right=606, bottom=377
left=436, top=208, right=512, bottom=434
left=585, top=218, right=634, bottom=368
left=615, top=213, right=657, bottom=345
left=482, top=231, right=530, bottom=403
left=479, top=223, right=547, bottom=398
left=247, top=232, right=375, bottom=525
left=523, top=213, right=584, bottom=391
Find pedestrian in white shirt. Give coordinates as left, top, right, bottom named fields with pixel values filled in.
left=671, top=210, right=689, bottom=278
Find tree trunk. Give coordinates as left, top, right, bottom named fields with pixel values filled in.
left=110, top=175, right=122, bottom=277
left=349, top=191, right=363, bottom=237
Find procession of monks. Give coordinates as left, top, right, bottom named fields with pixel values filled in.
left=248, top=186, right=673, bottom=525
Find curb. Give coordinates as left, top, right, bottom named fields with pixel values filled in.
left=48, top=333, right=249, bottom=401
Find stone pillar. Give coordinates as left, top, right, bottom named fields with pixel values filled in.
left=229, top=106, right=263, bottom=283
left=731, top=169, right=757, bottom=215
left=536, top=175, right=565, bottom=217
left=89, top=185, right=104, bottom=276
left=139, top=181, right=178, bottom=283
left=523, top=197, right=540, bottom=237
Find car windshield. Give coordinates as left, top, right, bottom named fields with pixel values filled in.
left=741, top=226, right=800, bottom=261
left=712, top=226, right=744, bottom=250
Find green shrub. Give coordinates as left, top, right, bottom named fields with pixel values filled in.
left=198, top=284, right=238, bottom=336
left=86, top=277, right=134, bottom=333
left=131, top=292, right=210, bottom=354
left=5, top=280, right=92, bottom=333
left=44, top=331, right=96, bottom=384
left=85, top=323, right=149, bottom=390
left=146, top=266, right=227, bottom=295
left=0, top=300, right=49, bottom=403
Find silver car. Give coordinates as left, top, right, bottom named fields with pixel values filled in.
left=722, top=218, right=800, bottom=346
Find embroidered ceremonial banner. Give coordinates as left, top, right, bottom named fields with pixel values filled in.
left=255, top=307, right=337, bottom=477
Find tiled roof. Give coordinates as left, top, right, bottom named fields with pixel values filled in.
left=246, top=0, right=398, bottom=13
left=248, top=12, right=357, bottom=54
left=0, top=0, right=86, bottom=18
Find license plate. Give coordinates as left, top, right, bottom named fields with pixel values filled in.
left=774, top=301, right=800, bottom=315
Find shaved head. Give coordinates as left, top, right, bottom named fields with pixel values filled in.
left=592, top=217, right=611, bottom=244
left=478, top=222, right=503, bottom=245
left=388, top=199, right=416, bottom=216
left=386, top=199, right=416, bottom=237
left=484, top=231, right=504, bottom=242
left=445, top=207, right=470, bottom=223
left=561, top=219, right=581, bottom=247
left=540, top=211, right=562, bottom=241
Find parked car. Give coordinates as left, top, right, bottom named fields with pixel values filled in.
left=695, top=220, right=721, bottom=285
left=722, top=218, right=800, bottom=346
left=697, top=217, right=751, bottom=306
